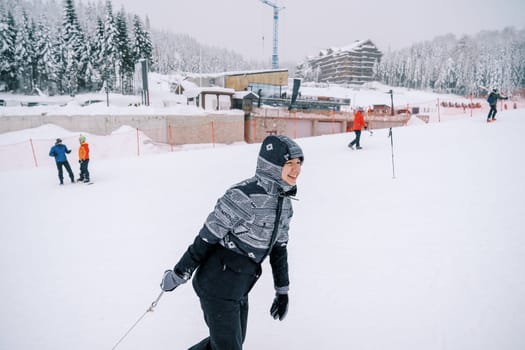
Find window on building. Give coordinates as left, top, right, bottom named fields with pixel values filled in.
left=248, top=83, right=284, bottom=98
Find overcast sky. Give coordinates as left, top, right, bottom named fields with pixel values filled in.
left=110, top=0, right=525, bottom=64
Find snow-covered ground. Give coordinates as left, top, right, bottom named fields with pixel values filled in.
left=0, top=100, right=524, bottom=349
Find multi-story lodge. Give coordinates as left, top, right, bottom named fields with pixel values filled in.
left=296, top=39, right=382, bottom=85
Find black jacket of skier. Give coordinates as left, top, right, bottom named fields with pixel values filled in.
left=162, top=135, right=304, bottom=350
left=486, top=89, right=508, bottom=121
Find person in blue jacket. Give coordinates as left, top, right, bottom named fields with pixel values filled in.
left=49, top=138, right=75, bottom=185
left=160, top=135, right=304, bottom=350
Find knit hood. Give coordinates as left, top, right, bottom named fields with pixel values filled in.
left=255, top=135, right=304, bottom=194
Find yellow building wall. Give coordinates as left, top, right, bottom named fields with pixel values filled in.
left=225, top=71, right=288, bottom=91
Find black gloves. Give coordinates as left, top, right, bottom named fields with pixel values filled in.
left=270, top=293, right=289, bottom=321
left=160, top=269, right=188, bottom=292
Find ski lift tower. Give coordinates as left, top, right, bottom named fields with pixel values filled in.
left=259, top=0, right=285, bottom=69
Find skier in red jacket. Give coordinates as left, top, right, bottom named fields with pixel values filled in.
left=348, top=109, right=366, bottom=150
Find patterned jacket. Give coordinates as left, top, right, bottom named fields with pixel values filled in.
left=175, top=135, right=303, bottom=297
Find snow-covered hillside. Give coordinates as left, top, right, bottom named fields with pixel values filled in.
left=0, top=106, right=524, bottom=349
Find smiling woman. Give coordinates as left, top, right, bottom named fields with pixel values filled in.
left=281, top=158, right=302, bottom=186
left=160, top=134, right=304, bottom=350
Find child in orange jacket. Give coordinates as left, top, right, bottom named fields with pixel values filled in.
left=348, top=109, right=366, bottom=150
left=77, top=135, right=90, bottom=182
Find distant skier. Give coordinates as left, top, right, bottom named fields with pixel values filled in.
left=486, top=88, right=508, bottom=122
left=160, top=135, right=304, bottom=350
left=49, top=138, right=75, bottom=185
left=77, top=135, right=90, bottom=183
left=348, top=108, right=367, bottom=149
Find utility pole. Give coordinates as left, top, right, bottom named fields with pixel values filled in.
left=388, top=89, right=394, bottom=116
left=389, top=127, right=396, bottom=179
left=387, top=89, right=395, bottom=179
left=103, top=81, right=109, bottom=107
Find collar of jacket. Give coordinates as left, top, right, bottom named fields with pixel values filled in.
left=254, top=173, right=297, bottom=198
left=256, top=155, right=297, bottom=189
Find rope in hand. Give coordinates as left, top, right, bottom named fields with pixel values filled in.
left=111, top=291, right=164, bottom=350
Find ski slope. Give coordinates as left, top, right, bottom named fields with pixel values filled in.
left=0, top=110, right=524, bottom=350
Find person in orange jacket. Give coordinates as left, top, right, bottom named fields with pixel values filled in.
left=348, top=109, right=366, bottom=150
left=77, top=135, right=90, bottom=182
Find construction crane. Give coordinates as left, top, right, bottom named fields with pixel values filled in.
left=259, top=0, right=285, bottom=69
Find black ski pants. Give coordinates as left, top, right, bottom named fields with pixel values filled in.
left=55, top=161, right=74, bottom=183
left=189, top=295, right=249, bottom=350
left=487, top=104, right=497, bottom=119
left=189, top=246, right=261, bottom=350
left=79, top=159, right=90, bottom=180
left=349, top=130, right=362, bottom=148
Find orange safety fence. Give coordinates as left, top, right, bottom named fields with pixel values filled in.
left=0, top=120, right=239, bottom=172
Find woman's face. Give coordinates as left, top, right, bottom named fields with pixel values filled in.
left=281, top=158, right=302, bottom=186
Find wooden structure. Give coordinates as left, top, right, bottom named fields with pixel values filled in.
left=233, top=91, right=259, bottom=114
left=184, top=87, right=235, bottom=111
left=296, top=40, right=382, bottom=85
left=372, top=104, right=392, bottom=115
left=224, top=69, right=288, bottom=98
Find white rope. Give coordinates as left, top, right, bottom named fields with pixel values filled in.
left=111, top=291, right=164, bottom=350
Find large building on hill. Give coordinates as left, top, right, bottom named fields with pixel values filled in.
left=296, top=39, right=382, bottom=85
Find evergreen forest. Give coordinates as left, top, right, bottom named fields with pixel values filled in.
left=1, top=0, right=523, bottom=96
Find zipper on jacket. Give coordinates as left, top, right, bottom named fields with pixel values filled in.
left=262, top=194, right=284, bottom=261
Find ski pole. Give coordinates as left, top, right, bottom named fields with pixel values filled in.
left=111, top=291, right=164, bottom=350
left=388, top=128, right=396, bottom=179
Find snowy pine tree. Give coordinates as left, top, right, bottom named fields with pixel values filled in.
left=90, top=17, right=104, bottom=89
left=115, top=8, right=134, bottom=94
left=34, top=16, right=59, bottom=94
left=99, top=0, right=119, bottom=90
left=132, top=14, right=153, bottom=65
left=60, top=0, right=86, bottom=95
left=15, top=11, right=35, bottom=93
left=0, top=9, right=17, bottom=91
